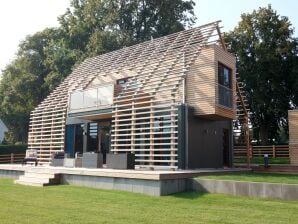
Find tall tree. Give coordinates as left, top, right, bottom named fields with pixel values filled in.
left=58, top=0, right=196, bottom=53
left=225, top=5, right=298, bottom=144
left=0, top=29, right=57, bottom=143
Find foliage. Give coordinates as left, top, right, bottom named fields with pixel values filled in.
left=225, top=5, right=298, bottom=144
left=0, top=178, right=298, bottom=224
left=0, top=0, right=196, bottom=143
left=0, top=145, right=27, bottom=154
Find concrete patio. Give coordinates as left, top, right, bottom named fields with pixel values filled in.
left=0, top=164, right=248, bottom=196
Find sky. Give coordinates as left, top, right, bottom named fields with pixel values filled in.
left=0, top=0, right=297, bottom=72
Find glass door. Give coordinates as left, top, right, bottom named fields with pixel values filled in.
left=87, top=122, right=99, bottom=152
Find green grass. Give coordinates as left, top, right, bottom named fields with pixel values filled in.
left=234, top=157, right=290, bottom=164
left=200, top=172, right=298, bottom=184
left=0, top=179, right=298, bottom=224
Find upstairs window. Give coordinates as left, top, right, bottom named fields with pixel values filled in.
left=117, top=78, right=129, bottom=87
left=218, top=63, right=232, bottom=89
left=218, top=63, right=233, bottom=108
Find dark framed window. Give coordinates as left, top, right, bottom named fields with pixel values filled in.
left=117, top=77, right=129, bottom=86
left=218, top=63, right=232, bottom=89
left=218, top=62, right=233, bottom=108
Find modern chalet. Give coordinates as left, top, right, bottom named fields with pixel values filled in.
left=28, top=21, right=243, bottom=170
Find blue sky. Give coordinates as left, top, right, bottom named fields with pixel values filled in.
left=0, top=0, right=297, bottom=71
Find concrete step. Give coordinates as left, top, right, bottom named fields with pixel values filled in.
left=18, top=176, right=50, bottom=184
left=15, top=171, right=61, bottom=187
left=14, top=179, right=46, bottom=187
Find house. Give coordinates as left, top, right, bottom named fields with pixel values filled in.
left=0, top=119, right=8, bottom=144
left=28, top=21, right=246, bottom=169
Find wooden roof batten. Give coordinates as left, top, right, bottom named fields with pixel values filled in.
left=28, top=21, right=224, bottom=166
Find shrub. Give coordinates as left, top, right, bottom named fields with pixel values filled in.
left=0, top=145, right=27, bottom=154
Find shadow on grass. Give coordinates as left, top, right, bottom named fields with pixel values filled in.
left=171, top=191, right=208, bottom=200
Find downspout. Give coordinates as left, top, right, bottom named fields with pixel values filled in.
left=182, top=52, right=189, bottom=169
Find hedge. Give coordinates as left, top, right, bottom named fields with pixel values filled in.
left=0, top=145, right=27, bottom=154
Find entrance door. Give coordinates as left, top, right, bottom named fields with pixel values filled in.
left=98, top=120, right=111, bottom=163
left=87, top=120, right=111, bottom=163
left=74, top=124, right=84, bottom=156
left=223, top=129, right=230, bottom=167
left=87, top=122, right=99, bottom=152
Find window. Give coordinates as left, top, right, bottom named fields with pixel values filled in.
left=218, top=63, right=233, bottom=108
left=218, top=63, right=232, bottom=88
left=117, top=78, right=129, bottom=87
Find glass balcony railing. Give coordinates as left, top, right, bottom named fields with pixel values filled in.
left=69, top=84, right=113, bottom=112
left=218, top=84, right=233, bottom=108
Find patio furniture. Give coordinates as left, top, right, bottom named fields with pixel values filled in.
left=106, top=153, right=135, bottom=169
left=50, top=151, right=65, bottom=167
left=22, top=149, right=38, bottom=166
left=82, top=152, right=103, bottom=168
left=63, top=158, right=82, bottom=168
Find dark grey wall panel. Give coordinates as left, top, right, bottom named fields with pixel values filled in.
left=187, top=109, right=232, bottom=168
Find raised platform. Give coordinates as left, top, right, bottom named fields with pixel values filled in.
left=0, top=164, right=249, bottom=196
left=191, top=178, right=298, bottom=201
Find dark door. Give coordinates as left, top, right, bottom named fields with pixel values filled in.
left=223, top=129, right=230, bottom=167
left=65, top=125, right=75, bottom=157
left=74, top=124, right=84, bottom=156
left=87, top=122, right=99, bottom=152
left=98, top=120, right=111, bottom=163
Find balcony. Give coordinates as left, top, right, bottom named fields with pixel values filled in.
left=218, top=84, right=233, bottom=108
left=69, top=84, right=113, bottom=113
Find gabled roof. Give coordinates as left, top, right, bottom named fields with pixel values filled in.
left=33, top=21, right=224, bottom=113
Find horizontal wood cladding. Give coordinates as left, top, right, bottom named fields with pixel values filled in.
left=288, top=110, right=298, bottom=165
left=186, top=46, right=215, bottom=116
left=215, top=45, right=236, bottom=119
left=216, top=106, right=235, bottom=120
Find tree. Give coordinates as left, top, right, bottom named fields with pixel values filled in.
left=0, top=29, right=56, bottom=143
left=225, top=5, right=298, bottom=144
left=58, top=0, right=196, bottom=52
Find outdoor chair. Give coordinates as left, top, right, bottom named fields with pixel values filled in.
left=22, top=149, right=38, bottom=166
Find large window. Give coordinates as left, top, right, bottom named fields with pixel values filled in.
left=218, top=63, right=232, bottom=108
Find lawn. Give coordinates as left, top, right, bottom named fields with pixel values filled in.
left=0, top=179, right=298, bottom=224
left=200, top=172, right=298, bottom=184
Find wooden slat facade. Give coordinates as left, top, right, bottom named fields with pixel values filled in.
left=28, top=21, right=236, bottom=168
left=288, top=110, right=298, bottom=165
